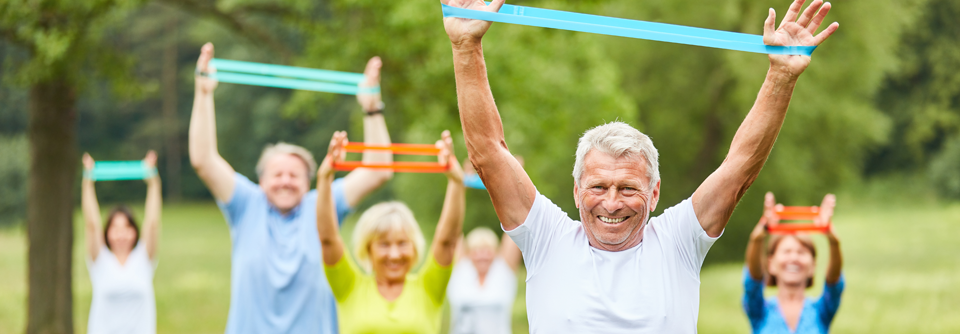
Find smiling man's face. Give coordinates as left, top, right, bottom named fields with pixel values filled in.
left=574, top=150, right=660, bottom=251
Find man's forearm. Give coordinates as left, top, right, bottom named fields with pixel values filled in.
left=452, top=43, right=508, bottom=164
left=361, top=113, right=392, bottom=164
left=188, top=90, right=219, bottom=167
left=725, top=68, right=798, bottom=185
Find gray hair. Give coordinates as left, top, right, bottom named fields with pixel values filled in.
left=255, top=142, right=318, bottom=180
left=572, top=121, right=660, bottom=190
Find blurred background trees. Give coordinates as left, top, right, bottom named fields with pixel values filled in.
left=2, top=0, right=958, bottom=331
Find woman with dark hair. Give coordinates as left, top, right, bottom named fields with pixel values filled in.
left=82, top=151, right=162, bottom=334
left=743, top=192, right=844, bottom=334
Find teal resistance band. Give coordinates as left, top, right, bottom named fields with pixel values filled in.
left=209, top=58, right=380, bottom=95
left=464, top=174, right=487, bottom=190
left=84, top=161, right=158, bottom=181
left=441, top=4, right=816, bottom=56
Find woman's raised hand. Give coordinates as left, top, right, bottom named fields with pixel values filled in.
left=319, top=131, right=348, bottom=180
left=82, top=153, right=95, bottom=171
left=763, top=0, right=839, bottom=77
left=437, top=130, right=464, bottom=184
left=143, top=150, right=157, bottom=168
left=752, top=192, right=779, bottom=240
left=441, top=0, right=507, bottom=47
left=195, top=42, right=219, bottom=94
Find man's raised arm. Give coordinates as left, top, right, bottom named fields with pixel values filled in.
left=342, top=56, right=394, bottom=207
left=442, top=0, right=535, bottom=231
left=189, top=43, right=237, bottom=202
left=693, top=0, right=838, bottom=237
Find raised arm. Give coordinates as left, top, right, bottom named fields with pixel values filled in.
left=499, top=233, right=522, bottom=272
left=431, top=131, right=466, bottom=266
left=746, top=192, right=778, bottom=280
left=342, top=57, right=394, bottom=207
left=442, top=0, right=536, bottom=231
left=693, top=0, right=839, bottom=237
left=81, top=153, right=105, bottom=261
left=317, top=131, right=350, bottom=265
left=189, top=42, right=236, bottom=202
left=818, top=194, right=842, bottom=284
left=141, top=151, right=162, bottom=260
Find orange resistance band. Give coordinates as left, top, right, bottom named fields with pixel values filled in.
left=767, top=206, right=831, bottom=234
left=333, top=143, right=449, bottom=173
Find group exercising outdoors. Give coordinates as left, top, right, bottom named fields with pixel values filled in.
left=56, top=0, right=850, bottom=333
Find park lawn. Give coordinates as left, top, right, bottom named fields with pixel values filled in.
left=0, top=190, right=958, bottom=333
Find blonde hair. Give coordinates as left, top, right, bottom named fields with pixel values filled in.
left=465, top=227, right=499, bottom=252
left=255, top=142, right=317, bottom=180
left=352, top=201, right=426, bottom=272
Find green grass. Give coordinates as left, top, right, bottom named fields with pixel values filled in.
left=1, top=190, right=959, bottom=333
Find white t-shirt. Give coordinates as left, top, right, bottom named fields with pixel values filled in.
left=447, top=257, right=518, bottom=334
left=86, top=243, right=157, bottom=334
left=505, top=193, right=719, bottom=334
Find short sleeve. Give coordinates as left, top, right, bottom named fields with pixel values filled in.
left=421, top=254, right=454, bottom=306
left=324, top=254, right=360, bottom=303
left=216, top=173, right=262, bottom=228
left=741, top=266, right=767, bottom=328
left=503, top=192, right=577, bottom=278
left=85, top=245, right=111, bottom=282
left=331, top=178, right=352, bottom=223
left=814, top=273, right=845, bottom=328
left=649, top=197, right=719, bottom=273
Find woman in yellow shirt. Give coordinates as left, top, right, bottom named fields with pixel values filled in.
left=316, top=130, right=465, bottom=334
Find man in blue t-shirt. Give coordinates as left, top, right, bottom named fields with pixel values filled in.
left=190, top=43, right=394, bottom=334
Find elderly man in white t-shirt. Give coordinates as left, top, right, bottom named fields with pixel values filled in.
left=440, top=0, right=839, bottom=332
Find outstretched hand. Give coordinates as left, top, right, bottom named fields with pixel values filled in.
left=357, top=57, right=384, bottom=112
left=752, top=191, right=779, bottom=239
left=319, top=131, right=348, bottom=180
left=82, top=153, right=95, bottom=171
left=143, top=150, right=158, bottom=168
left=195, top=42, right=218, bottom=94
left=763, top=0, right=839, bottom=77
left=437, top=130, right=464, bottom=183
left=441, top=0, right=506, bottom=47
left=816, top=193, right=837, bottom=235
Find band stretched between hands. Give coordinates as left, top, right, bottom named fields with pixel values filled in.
left=441, top=4, right=817, bottom=56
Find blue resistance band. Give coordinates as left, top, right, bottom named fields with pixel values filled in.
left=464, top=174, right=487, bottom=190
left=209, top=58, right=380, bottom=95
left=84, top=161, right=158, bottom=181
left=441, top=4, right=816, bottom=56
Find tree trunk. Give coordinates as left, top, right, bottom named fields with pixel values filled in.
left=27, top=76, right=77, bottom=334
left=162, top=14, right=181, bottom=201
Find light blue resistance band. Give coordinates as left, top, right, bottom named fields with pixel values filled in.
left=464, top=174, right=487, bottom=190
left=441, top=4, right=816, bottom=56
left=84, top=161, right=158, bottom=181
left=209, top=58, right=380, bottom=95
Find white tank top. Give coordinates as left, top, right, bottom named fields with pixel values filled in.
left=86, top=243, right=156, bottom=334
left=447, top=257, right=517, bottom=334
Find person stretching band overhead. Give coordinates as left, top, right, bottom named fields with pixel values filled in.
left=743, top=192, right=844, bottom=334
left=81, top=151, right=162, bottom=334
left=440, top=0, right=839, bottom=331
left=189, top=43, right=394, bottom=334
left=447, top=227, right=522, bottom=334
left=316, top=130, right=465, bottom=334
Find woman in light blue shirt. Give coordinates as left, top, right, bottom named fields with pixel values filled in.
left=743, top=192, right=845, bottom=334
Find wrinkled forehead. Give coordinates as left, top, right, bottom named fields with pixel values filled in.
left=263, top=153, right=310, bottom=176
left=580, top=150, right=650, bottom=184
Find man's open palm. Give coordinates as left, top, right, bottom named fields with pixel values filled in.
left=442, top=0, right=506, bottom=46
left=764, top=0, right=839, bottom=76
